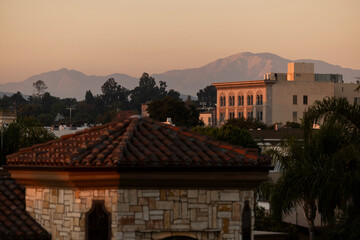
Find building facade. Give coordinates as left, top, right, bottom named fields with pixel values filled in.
left=6, top=116, right=271, bottom=240
left=213, top=62, right=360, bottom=126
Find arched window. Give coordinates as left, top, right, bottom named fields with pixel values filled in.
left=247, top=95, right=250, bottom=105
left=229, top=95, right=235, bottom=106
left=86, top=200, right=111, bottom=240
left=220, top=97, right=223, bottom=107
left=238, top=95, right=244, bottom=106
left=242, top=200, right=251, bottom=240
left=250, top=95, right=253, bottom=105
left=256, top=95, right=259, bottom=105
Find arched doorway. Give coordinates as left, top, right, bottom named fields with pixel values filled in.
left=86, top=200, right=111, bottom=240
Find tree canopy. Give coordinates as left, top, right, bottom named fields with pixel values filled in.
left=269, top=97, right=360, bottom=240
left=147, top=96, right=200, bottom=128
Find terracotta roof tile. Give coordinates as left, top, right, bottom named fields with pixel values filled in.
left=6, top=117, right=270, bottom=168
left=0, top=169, right=50, bottom=239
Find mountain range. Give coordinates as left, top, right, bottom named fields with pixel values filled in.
left=1, top=52, right=359, bottom=100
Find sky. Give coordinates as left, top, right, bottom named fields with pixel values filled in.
left=1, top=0, right=360, bottom=84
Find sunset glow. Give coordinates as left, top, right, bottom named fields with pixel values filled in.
left=1, top=0, right=359, bottom=83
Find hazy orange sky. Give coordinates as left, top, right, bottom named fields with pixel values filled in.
left=1, top=0, right=360, bottom=84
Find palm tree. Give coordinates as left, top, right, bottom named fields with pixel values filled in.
left=270, top=97, right=360, bottom=240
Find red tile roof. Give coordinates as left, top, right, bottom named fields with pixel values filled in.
left=6, top=117, right=270, bottom=168
left=0, top=169, right=50, bottom=239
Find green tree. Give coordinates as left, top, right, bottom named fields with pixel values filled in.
left=85, top=90, right=95, bottom=104
left=33, top=80, right=47, bottom=98
left=197, top=85, right=217, bottom=107
left=224, top=117, right=267, bottom=129
left=147, top=96, right=201, bottom=127
left=130, top=73, right=179, bottom=112
left=270, top=97, right=360, bottom=240
left=192, top=125, right=258, bottom=148
left=0, top=117, right=56, bottom=165
left=101, top=78, right=129, bottom=109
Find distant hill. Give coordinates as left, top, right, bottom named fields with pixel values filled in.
left=153, top=52, right=360, bottom=95
left=1, top=52, right=359, bottom=99
left=0, top=69, right=139, bottom=100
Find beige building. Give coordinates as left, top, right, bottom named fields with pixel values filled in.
left=213, top=62, right=360, bottom=126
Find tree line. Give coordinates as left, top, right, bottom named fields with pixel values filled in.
left=0, top=73, right=217, bottom=126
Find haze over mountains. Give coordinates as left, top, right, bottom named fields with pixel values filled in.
left=1, top=52, right=359, bottom=100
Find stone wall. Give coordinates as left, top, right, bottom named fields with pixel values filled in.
left=26, top=188, right=254, bottom=240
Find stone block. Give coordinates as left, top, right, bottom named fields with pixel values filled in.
left=222, top=218, right=229, bottom=234
left=174, top=201, right=181, bottom=219
left=218, top=204, right=232, bottom=211
left=232, top=202, right=241, bottom=221
left=217, top=211, right=231, bottom=218
left=145, top=220, right=163, bottom=230
left=150, top=210, right=164, bottom=215
left=119, top=216, right=135, bottom=225
left=169, top=189, right=187, bottom=197
left=138, top=197, right=148, bottom=205
left=191, top=221, right=208, bottom=231
left=181, top=202, right=188, bottom=219
left=26, top=188, right=36, bottom=197
left=129, top=205, right=142, bottom=212
left=164, top=211, right=171, bottom=230
left=220, top=192, right=240, bottom=202
left=210, top=190, right=219, bottom=201
left=55, top=204, right=64, bottom=213
left=187, top=190, right=198, bottom=199
left=160, top=189, right=167, bottom=200
left=129, top=189, right=137, bottom=205
left=149, top=198, right=156, bottom=209
left=143, top=206, right=149, bottom=221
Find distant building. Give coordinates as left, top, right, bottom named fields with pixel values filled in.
left=199, top=107, right=217, bottom=127
left=213, top=62, right=360, bottom=125
left=0, top=111, right=16, bottom=125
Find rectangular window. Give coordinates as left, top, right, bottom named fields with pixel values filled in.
left=248, top=112, right=253, bottom=119
left=355, top=97, right=359, bottom=105
left=238, top=112, right=244, bottom=118
left=303, top=95, right=308, bottom=105
left=293, top=111, right=297, bottom=122
left=293, top=95, right=297, bottom=105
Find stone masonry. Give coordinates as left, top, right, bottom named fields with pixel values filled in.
left=26, top=188, right=254, bottom=240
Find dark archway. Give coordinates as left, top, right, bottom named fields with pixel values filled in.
left=86, top=200, right=111, bottom=240
left=242, top=200, right=252, bottom=240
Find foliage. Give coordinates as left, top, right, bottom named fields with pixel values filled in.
left=196, top=85, right=217, bottom=107
left=147, top=96, right=201, bottom=128
left=270, top=97, right=360, bottom=240
left=284, top=121, right=301, bottom=128
left=101, top=78, right=130, bottom=109
left=130, top=73, right=180, bottom=112
left=0, top=117, right=57, bottom=165
left=224, top=117, right=267, bottom=129
left=255, top=206, right=298, bottom=240
left=32, top=80, right=47, bottom=98
left=192, top=125, right=258, bottom=148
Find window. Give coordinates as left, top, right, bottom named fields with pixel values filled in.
left=86, top=200, right=111, bottom=240
left=247, top=111, right=253, bottom=119
left=256, top=94, right=263, bottom=105
left=238, top=95, right=244, bottom=106
left=220, top=96, right=226, bottom=107
left=229, top=96, right=235, bottom=106
left=220, top=113, right=225, bottom=122
left=293, top=111, right=297, bottom=122
left=295, top=73, right=301, bottom=77
left=247, top=95, right=253, bottom=105
left=256, top=111, right=263, bottom=121
left=303, top=95, right=308, bottom=105
left=238, top=112, right=244, bottom=118
left=293, top=95, right=297, bottom=105
left=229, top=112, right=235, bottom=118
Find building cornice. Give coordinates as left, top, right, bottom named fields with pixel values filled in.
left=212, top=80, right=272, bottom=89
